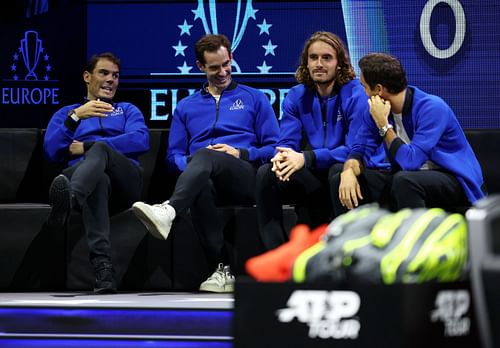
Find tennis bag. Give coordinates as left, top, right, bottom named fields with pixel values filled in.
left=292, top=204, right=468, bottom=284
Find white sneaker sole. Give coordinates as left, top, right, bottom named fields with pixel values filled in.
left=199, top=283, right=234, bottom=293
left=132, top=203, right=171, bottom=240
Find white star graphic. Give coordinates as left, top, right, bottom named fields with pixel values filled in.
left=262, top=39, right=278, bottom=56
left=177, top=61, right=193, bottom=74
left=178, top=20, right=193, bottom=36
left=172, top=40, right=188, bottom=57
left=248, top=5, right=258, bottom=19
left=257, top=19, right=272, bottom=35
left=191, top=3, right=204, bottom=21
left=257, top=61, right=272, bottom=74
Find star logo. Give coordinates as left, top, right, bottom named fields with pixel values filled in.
left=172, top=40, right=188, bottom=57
left=178, top=20, right=194, bottom=36
left=177, top=61, right=193, bottom=74
left=168, top=1, right=279, bottom=75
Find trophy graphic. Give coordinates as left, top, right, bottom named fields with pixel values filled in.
left=193, top=0, right=256, bottom=73
left=20, top=30, right=43, bottom=80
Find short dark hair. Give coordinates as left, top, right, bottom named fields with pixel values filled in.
left=195, top=34, right=232, bottom=65
left=296, top=31, right=356, bottom=90
left=85, top=52, right=121, bottom=73
left=359, top=53, right=407, bottom=94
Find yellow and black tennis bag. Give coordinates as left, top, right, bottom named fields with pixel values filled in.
left=293, top=204, right=468, bottom=284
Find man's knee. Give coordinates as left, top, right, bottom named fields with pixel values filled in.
left=88, top=141, right=111, bottom=154
left=391, top=172, right=414, bottom=193
left=256, top=163, right=275, bottom=186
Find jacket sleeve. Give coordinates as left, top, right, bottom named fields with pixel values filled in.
left=389, top=98, right=449, bottom=170
left=276, top=90, right=302, bottom=151
left=43, top=106, right=78, bottom=163
left=94, top=104, right=149, bottom=157
left=246, top=92, right=280, bottom=164
left=166, top=105, right=190, bottom=172
left=348, top=109, right=383, bottom=167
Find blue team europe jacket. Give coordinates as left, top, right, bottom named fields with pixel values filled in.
left=278, top=79, right=388, bottom=169
left=349, top=86, right=486, bottom=204
left=44, top=101, right=149, bottom=166
left=167, top=81, right=279, bottom=171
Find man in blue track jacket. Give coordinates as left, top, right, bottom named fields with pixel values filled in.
left=333, top=53, right=486, bottom=215
left=132, top=34, right=279, bottom=293
left=255, top=32, right=387, bottom=250
left=44, top=52, right=149, bottom=293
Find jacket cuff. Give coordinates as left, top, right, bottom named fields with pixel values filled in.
left=83, top=141, right=95, bottom=152
left=64, top=115, right=80, bottom=132
left=389, top=137, right=404, bottom=157
left=303, top=150, right=316, bottom=168
left=239, top=148, right=249, bottom=161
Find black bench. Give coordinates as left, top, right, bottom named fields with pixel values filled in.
left=0, top=128, right=497, bottom=291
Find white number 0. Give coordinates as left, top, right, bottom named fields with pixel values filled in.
left=420, top=0, right=466, bottom=59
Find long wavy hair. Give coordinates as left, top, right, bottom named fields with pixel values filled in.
left=296, top=31, right=355, bottom=90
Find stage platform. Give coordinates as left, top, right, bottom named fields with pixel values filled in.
left=0, top=292, right=234, bottom=348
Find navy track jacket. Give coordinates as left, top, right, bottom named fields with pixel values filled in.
left=167, top=81, right=279, bottom=171
left=44, top=102, right=149, bottom=167
left=278, top=79, right=388, bottom=169
left=349, top=86, right=486, bottom=204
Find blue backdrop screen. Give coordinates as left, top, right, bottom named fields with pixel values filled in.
left=87, top=0, right=500, bottom=129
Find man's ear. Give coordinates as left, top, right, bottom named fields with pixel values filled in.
left=196, top=60, right=205, bottom=72
left=83, top=71, right=91, bottom=84
left=375, top=83, right=385, bottom=97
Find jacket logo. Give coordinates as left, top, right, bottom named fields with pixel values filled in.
left=230, top=98, right=245, bottom=110
left=336, top=109, right=343, bottom=122
left=276, top=290, right=361, bottom=339
left=108, top=106, right=124, bottom=117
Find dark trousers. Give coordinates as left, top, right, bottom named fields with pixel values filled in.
left=329, top=164, right=468, bottom=218
left=63, top=142, right=143, bottom=265
left=256, top=164, right=332, bottom=250
left=168, top=148, right=256, bottom=269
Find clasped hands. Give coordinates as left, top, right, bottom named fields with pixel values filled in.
left=271, top=147, right=305, bottom=181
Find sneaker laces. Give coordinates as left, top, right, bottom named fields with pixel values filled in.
left=208, top=263, right=233, bottom=282
left=150, top=201, right=174, bottom=217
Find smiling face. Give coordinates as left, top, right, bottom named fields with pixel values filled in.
left=84, top=58, right=119, bottom=101
left=196, top=45, right=232, bottom=94
left=307, top=40, right=339, bottom=87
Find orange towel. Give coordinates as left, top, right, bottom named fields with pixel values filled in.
left=245, top=224, right=327, bottom=282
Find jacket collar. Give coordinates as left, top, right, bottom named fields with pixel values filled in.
left=200, top=80, right=238, bottom=95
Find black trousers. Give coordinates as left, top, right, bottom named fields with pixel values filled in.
left=256, top=164, right=332, bottom=250
left=329, top=164, right=469, bottom=218
left=168, top=148, right=256, bottom=269
left=63, top=142, right=143, bottom=265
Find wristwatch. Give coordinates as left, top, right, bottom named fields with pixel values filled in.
left=378, top=124, right=393, bottom=137
left=67, top=109, right=80, bottom=122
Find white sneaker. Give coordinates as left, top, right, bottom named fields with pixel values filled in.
left=132, top=201, right=176, bottom=240
left=199, top=263, right=235, bottom=293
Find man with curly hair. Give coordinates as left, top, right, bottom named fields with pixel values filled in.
left=255, top=32, right=387, bottom=250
